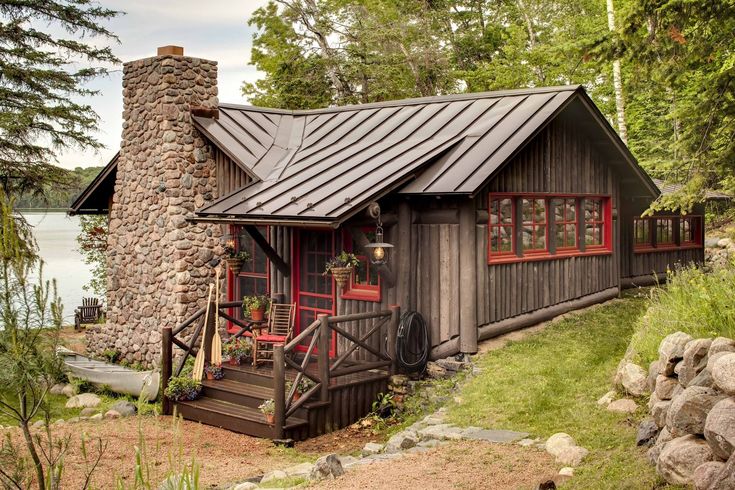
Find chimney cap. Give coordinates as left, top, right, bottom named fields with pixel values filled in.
left=157, top=45, right=184, bottom=56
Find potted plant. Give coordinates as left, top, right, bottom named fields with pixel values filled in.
left=287, top=377, right=316, bottom=401
left=243, top=294, right=270, bottom=321
left=204, top=363, right=224, bottom=380
left=259, top=398, right=275, bottom=425
left=324, top=251, right=360, bottom=287
left=223, top=338, right=251, bottom=365
left=164, top=375, right=202, bottom=402
left=223, top=238, right=251, bottom=274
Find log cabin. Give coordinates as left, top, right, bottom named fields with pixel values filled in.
left=70, top=47, right=704, bottom=440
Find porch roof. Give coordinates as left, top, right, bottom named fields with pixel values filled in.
left=193, top=86, right=659, bottom=226
left=68, top=152, right=118, bottom=215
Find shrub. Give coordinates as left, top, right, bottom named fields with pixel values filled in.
left=164, top=376, right=201, bottom=402
left=629, top=265, right=735, bottom=366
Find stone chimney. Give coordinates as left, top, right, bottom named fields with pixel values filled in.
left=89, top=47, right=221, bottom=366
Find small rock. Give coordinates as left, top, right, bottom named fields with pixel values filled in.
left=417, top=439, right=446, bottom=448
left=49, top=383, right=66, bottom=395
left=637, top=419, right=659, bottom=447
left=462, top=428, right=529, bottom=443
left=53, top=419, right=65, bottom=426
left=110, top=400, right=137, bottom=417
left=648, top=391, right=661, bottom=410
left=104, top=410, right=121, bottom=419
left=655, top=375, right=680, bottom=400
left=90, top=413, right=103, bottom=421
left=657, top=435, right=714, bottom=485
left=558, top=467, right=575, bottom=477
left=385, top=430, right=418, bottom=453
left=596, top=391, right=616, bottom=406
left=362, top=442, right=383, bottom=456
left=648, top=360, right=662, bottom=391
left=545, top=433, right=576, bottom=457
left=418, top=424, right=465, bottom=441
left=309, top=454, right=344, bottom=481
left=233, top=483, right=258, bottom=490
left=67, top=417, right=80, bottom=423
left=680, top=339, right=712, bottom=387
left=692, top=461, right=726, bottom=490
left=65, top=393, right=101, bottom=409
left=32, top=420, right=45, bottom=428
left=618, top=362, right=649, bottom=396
left=260, top=470, right=287, bottom=484
left=534, top=480, right=557, bottom=490
left=80, top=407, right=98, bottom=417
left=554, top=445, right=589, bottom=466
left=518, top=438, right=537, bottom=447
left=712, top=353, right=735, bottom=395
left=607, top=398, right=638, bottom=414
left=336, top=456, right=358, bottom=469
left=61, top=385, right=75, bottom=397
left=425, top=361, right=448, bottom=379
left=389, top=374, right=408, bottom=387
left=659, top=332, right=694, bottom=375
left=704, top=397, right=735, bottom=460
left=666, top=386, right=725, bottom=436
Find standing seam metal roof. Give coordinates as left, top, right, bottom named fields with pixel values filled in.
left=194, top=86, right=591, bottom=224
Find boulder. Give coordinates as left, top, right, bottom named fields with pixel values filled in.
left=648, top=391, right=661, bottom=410
left=690, top=368, right=715, bottom=389
left=110, top=400, right=137, bottom=417
left=657, top=435, right=713, bottom=485
left=80, top=407, right=98, bottom=417
left=648, top=360, right=662, bottom=392
left=309, top=454, right=344, bottom=480
left=693, top=461, right=727, bottom=490
left=712, top=353, right=735, bottom=395
left=659, top=332, right=694, bottom=376
left=652, top=400, right=673, bottom=428
left=618, top=362, right=649, bottom=396
left=554, top=445, right=589, bottom=467
left=655, top=375, right=680, bottom=400
left=704, top=397, right=735, bottom=460
left=233, top=483, right=258, bottom=490
left=607, top=399, right=638, bottom=414
left=425, top=362, right=448, bottom=379
left=362, top=442, right=383, bottom=456
left=49, top=383, right=66, bottom=395
left=260, top=470, right=288, bottom=484
left=545, top=433, right=576, bottom=457
left=65, top=393, right=101, bottom=409
left=385, top=430, right=418, bottom=453
left=680, top=339, right=713, bottom=387
left=61, top=384, right=75, bottom=397
left=637, top=419, right=659, bottom=447
left=596, top=390, right=616, bottom=407
left=709, top=337, right=735, bottom=357
left=667, top=386, right=725, bottom=436
left=104, top=410, right=121, bottom=419
left=708, top=351, right=731, bottom=372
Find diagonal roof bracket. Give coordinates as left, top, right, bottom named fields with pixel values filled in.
left=243, top=225, right=290, bottom=277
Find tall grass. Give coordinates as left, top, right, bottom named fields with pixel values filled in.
left=629, top=265, right=735, bottom=366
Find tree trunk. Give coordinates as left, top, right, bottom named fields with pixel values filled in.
left=20, top=420, right=45, bottom=490
left=607, top=0, right=628, bottom=143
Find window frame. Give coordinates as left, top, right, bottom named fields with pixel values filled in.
left=520, top=197, right=549, bottom=254
left=634, top=215, right=703, bottom=253
left=340, top=229, right=382, bottom=302
left=553, top=198, right=579, bottom=251
left=680, top=216, right=701, bottom=246
left=583, top=198, right=607, bottom=250
left=227, top=225, right=271, bottom=332
left=488, top=197, right=516, bottom=258
left=487, top=193, right=612, bottom=264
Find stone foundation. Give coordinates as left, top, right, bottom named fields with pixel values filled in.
left=86, top=50, right=222, bottom=367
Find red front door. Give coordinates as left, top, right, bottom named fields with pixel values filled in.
left=293, top=229, right=336, bottom=355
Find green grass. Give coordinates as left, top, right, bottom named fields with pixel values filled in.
left=447, top=292, right=673, bottom=489
left=629, top=265, right=735, bottom=366
left=259, top=475, right=308, bottom=488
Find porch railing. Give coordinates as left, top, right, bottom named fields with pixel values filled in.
left=272, top=305, right=400, bottom=440
left=161, top=300, right=253, bottom=415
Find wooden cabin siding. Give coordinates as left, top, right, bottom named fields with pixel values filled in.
left=269, top=226, right=292, bottom=303
left=477, top=117, right=619, bottom=329
left=214, top=147, right=251, bottom=197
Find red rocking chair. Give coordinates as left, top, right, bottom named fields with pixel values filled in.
left=252, top=303, right=296, bottom=367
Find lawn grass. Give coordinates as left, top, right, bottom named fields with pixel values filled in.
left=447, top=291, right=676, bottom=489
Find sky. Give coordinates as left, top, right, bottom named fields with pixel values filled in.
left=56, top=0, right=270, bottom=169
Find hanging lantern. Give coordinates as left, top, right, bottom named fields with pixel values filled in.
left=364, top=220, right=393, bottom=266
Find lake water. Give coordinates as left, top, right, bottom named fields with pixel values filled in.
left=21, top=211, right=94, bottom=324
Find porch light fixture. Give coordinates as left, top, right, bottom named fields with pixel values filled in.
left=364, top=210, right=393, bottom=266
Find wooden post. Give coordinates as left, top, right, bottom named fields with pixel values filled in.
left=273, top=344, right=286, bottom=440
left=459, top=199, right=478, bottom=354
left=317, top=314, right=330, bottom=402
left=388, top=305, right=400, bottom=374
left=396, top=201, right=412, bottom=310
left=161, top=326, right=173, bottom=416
left=202, top=301, right=216, bottom=365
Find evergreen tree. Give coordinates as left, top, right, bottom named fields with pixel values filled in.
left=0, top=1, right=120, bottom=197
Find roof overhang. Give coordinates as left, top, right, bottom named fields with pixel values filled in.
left=68, top=152, right=119, bottom=215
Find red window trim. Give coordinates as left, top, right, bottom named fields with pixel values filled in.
left=341, top=230, right=381, bottom=302
left=227, top=224, right=271, bottom=333
left=521, top=197, right=549, bottom=254
left=488, top=193, right=612, bottom=264
left=488, top=197, right=516, bottom=258
left=583, top=198, right=607, bottom=250
left=554, top=197, right=579, bottom=251
left=634, top=215, right=704, bottom=254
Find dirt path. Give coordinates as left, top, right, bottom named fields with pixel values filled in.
left=309, top=441, right=559, bottom=490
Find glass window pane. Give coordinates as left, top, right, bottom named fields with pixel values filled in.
left=500, top=199, right=513, bottom=224
left=534, top=199, right=546, bottom=221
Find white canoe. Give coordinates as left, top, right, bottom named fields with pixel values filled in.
left=57, top=347, right=159, bottom=402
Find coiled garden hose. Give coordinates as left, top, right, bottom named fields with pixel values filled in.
left=395, top=310, right=430, bottom=374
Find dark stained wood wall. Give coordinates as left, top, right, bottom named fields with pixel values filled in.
left=214, top=147, right=251, bottom=197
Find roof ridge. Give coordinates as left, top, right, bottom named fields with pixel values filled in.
left=218, top=85, right=583, bottom=116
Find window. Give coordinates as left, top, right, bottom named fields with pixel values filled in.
left=341, top=230, right=381, bottom=302
left=489, top=198, right=515, bottom=256
left=634, top=219, right=651, bottom=249
left=521, top=198, right=547, bottom=252
left=656, top=218, right=675, bottom=246
left=553, top=198, right=577, bottom=250
left=680, top=216, right=700, bottom=245
left=487, top=194, right=611, bottom=264
left=234, top=225, right=269, bottom=299
left=584, top=199, right=605, bottom=247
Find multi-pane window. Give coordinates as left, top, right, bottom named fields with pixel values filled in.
left=342, top=229, right=381, bottom=301
left=634, top=216, right=702, bottom=251
left=584, top=199, right=605, bottom=247
left=489, top=198, right=515, bottom=256
left=656, top=218, right=675, bottom=246
left=488, top=194, right=610, bottom=263
left=521, top=198, right=547, bottom=252
left=553, top=198, right=577, bottom=250
left=634, top=219, right=651, bottom=248
left=235, top=226, right=269, bottom=298
left=680, top=217, right=697, bottom=245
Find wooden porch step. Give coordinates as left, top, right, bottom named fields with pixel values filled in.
left=175, top=397, right=308, bottom=439
left=201, top=378, right=272, bottom=409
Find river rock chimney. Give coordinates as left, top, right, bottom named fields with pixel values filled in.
left=87, top=47, right=222, bottom=366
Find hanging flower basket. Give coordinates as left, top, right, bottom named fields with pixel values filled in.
left=330, top=266, right=353, bottom=287
left=224, top=257, right=244, bottom=274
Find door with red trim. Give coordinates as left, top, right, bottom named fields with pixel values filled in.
left=293, top=229, right=335, bottom=354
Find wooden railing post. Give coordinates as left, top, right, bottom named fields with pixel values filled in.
left=273, top=344, right=286, bottom=440
left=388, top=305, right=401, bottom=375
left=161, top=326, right=173, bottom=415
left=202, top=301, right=217, bottom=365
left=317, top=314, right=330, bottom=402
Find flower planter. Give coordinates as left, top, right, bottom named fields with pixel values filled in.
left=293, top=391, right=301, bottom=402
left=264, top=413, right=275, bottom=425
left=330, top=266, right=353, bottom=287
left=205, top=371, right=215, bottom=380
left=227, top=357, right=241, bottom=366
left=250, top=308, right=265, bottom=321
left=225, top=257, right=243, bottom=274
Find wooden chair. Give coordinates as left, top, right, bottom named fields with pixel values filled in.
left=252, top=303, right=296, bottom=367
left=74, top=297, right=103, bottom=331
